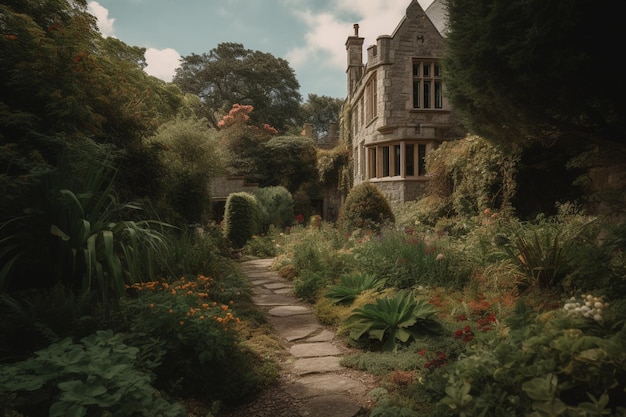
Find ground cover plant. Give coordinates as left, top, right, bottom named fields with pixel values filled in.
left=257, top=204, right=626, bottom=417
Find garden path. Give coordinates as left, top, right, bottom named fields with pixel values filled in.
left=221, top=258, right=375, bottom=417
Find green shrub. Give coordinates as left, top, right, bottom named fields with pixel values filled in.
left=294, top=269, right=331, bottom=303
left=341, top=290, right=444, bottom=352
left=251, top=186, right=293, bottom=233
left=352, top=228, right=470, bottom=289
left=222, top=192, right=260, bottom=248
left=0, top=165, right=172, bottom=311
left=325, top=272, right=384, bottom=305
left=422, top=303, right=626, bottom=417
left=0, top=330, right=184, bottom=417
left=338, top=182, right=394, bottom=234
left=122, top=274, right=261, bottom=403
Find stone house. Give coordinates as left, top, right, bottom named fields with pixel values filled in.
left=342, top=0, right=465, bottom=204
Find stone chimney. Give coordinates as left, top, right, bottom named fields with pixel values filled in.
left=345, top=23, right=364, bottom=95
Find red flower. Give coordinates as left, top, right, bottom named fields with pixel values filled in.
left=418, top=349, right=426, bottom=356
left=464, top=325, right=471, bottom=333
left=457, top=314, right=467, bottom=321
left=454, top=330, right=463, bottom=338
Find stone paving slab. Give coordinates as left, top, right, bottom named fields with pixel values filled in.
left=290, top=342, right=342, bottom=357
left=298, top=395, right=363, bottom=417
left=267, top=314, right=321, bottom=341
left=264, top=282, right=292, bottom=290
left=268, top=305, right=311, bottom=316
left=252, top=294, right=296, bottom=306
left=292, top=356, right=344, bottom=375
left=286, top=374, right=368, bottom=398
left=305, top=329, right=335, bottom=342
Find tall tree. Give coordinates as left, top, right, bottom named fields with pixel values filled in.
left=173, top=42, right=302, bottom=133
left=443, top=0, right=625, bottom=151
left=301, top=94, right=343, bottom=139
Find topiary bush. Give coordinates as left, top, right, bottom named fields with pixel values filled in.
left=222, top=192, right=260, bottom=248
left=251, top=186, right=293, bottom=233
left=338, top=182, right=395, bottom=234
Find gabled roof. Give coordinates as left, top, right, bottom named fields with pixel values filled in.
left=425, top=0, right=448, bottom=36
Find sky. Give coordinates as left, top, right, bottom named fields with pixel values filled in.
left=87, top=0, right=434, bottom=101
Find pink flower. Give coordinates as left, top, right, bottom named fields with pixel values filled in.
left=436, top=253, right=444, bottom=261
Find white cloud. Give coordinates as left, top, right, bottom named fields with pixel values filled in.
left=88, top=1, right=115, bottom=37
left=144, top=48, right=181, bottom=82
left=286, top=0, right=432, bottom=71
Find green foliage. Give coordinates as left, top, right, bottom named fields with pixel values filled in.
left=424, top=135, right=518, bottom=218
left=338, top=182, right=395, bottom=234
left=0, top=330, right=185, bottom=417
left=251, top=186, right=294, bottom=233
left=0, top=165, right=171, bottom=310
left=352, top=228, right=470, bottom=289
left=294, top=270, right=331, bottom=303
left=122, top=275, right=260, bottom=403
left=342, top=291, right=444, bottom=352
left=317, top=145, right=349, bottom=187
left=174, top=42, right=302, bottom=132
left=259, top=136, right=318, bottom=192
left=325, top=272, right=384, bottom=305
left=222, top=192, right=260, bottom=248
left=300, top=94, right=343, bottom=139
left=430, top=308, right=626, bottom=417
left=444, top=0, right=625, bottom=150
left=494, top=211, right=593, bottom=289
left=149, top=117, right=223, bottom=224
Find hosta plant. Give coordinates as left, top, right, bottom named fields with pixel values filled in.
left=342, top=290, right=443, bottom=352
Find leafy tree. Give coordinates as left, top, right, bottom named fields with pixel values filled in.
left=148, top=117, right=224, bottom=224
left=443, top=0, right=625, bottom=151
left=258, top=136, right=318, bottom=193
left=216, top=104, right=277, bottom=181
left=301, top=94, right=343, bottom=139
left=173, top=42, right=302, bottom=132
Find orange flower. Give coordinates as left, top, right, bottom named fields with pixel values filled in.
left=179, top=321, right=184, bottom=326
left=149, top=303, right=154, bottom=308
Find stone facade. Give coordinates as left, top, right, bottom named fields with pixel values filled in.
left=341, top=0, right=465, bottom=204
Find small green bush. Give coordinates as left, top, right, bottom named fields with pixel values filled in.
left=338, top=182, right=395, bottom=234
left=222, top=192, right=260, bottom=248
left=251, top=186, right=293, bottom=233
left=0, top=330, right=184, bottom=417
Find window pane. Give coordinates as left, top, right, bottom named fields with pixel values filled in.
left=394, top=145, right=401, bottom=176
left=435, top=81, right=443, bottom=109
left=382, top=146, right=390, bottom=177
left=423, top=63, right=430, bottom=77
left=369, top=148, right=377, bottom=178
left=418, top=144, right=427, bottom=176
left=413, top=80, right=420, bottom=108
left=423, top=81, right=431, bottom=109
left=406, top=144, right=415, bottom=176
left=434, top=64, right=441, bottom=76
left=413, top=63, right=420, bottom=76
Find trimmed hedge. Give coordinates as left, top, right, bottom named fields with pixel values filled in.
left=223, top=192, right=260, bottom=248
left=338, top=182, right=394, bottom=234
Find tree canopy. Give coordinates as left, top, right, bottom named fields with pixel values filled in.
left=173, top=42, right=302, bottom=133
left=443, top=0, right=625, bottom=151
left=301, top=94, right=343, bottom=139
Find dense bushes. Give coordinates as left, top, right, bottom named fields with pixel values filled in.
left=222, top=192, right=260, bottom=248
left=338, top=182, right=395, bottom=234
left=251, top=186, right=294, bottom=233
